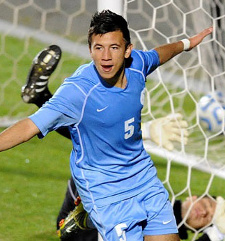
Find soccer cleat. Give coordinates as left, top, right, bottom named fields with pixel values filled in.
left=21, top=45, right=61, bottom=104
left=57, top=196, right=90, bottom=240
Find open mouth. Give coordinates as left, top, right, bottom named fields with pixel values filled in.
left=101, top=65, right=113, bottom=72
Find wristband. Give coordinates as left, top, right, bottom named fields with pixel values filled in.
left=181, top=39, right=190, bottom=51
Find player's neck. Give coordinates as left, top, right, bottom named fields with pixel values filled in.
left=104, top=65, right=127, bottom=89
left=114, top=69, right=126, bottom=89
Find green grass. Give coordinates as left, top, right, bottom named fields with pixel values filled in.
left=0, top=36, right=89, bottom=119
left=0, top=130, right=72, bottom=241
left=1, top=35, right=225, bottom=241
left=0, top=36, right=88, bottom=240
left=1, top=134, right=225, bottom=241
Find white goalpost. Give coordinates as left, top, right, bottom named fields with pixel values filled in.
left=97, top=0, right=123, bottom=15
left=97, top=2, right=124, bottom=241
left=0, top=0, right=225, bottom=240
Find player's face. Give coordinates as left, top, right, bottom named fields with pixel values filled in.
left=182, top=196, right=216, bottom=229
left=89, top=30, right=132, bottom=87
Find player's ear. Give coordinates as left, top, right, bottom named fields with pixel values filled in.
left=89, top=46, right=94, bottom=60
left=89, top=45, right=92, bottom=54
left=125, top=44, right=133, bottom=59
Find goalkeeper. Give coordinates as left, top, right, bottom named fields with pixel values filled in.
left=20, top=45, right=188, bottom=240
left=174, top=196, right=225, bottom=241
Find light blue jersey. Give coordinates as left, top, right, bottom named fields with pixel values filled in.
left=29, top=49, right=165, bottom=213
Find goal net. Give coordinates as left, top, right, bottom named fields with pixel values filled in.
left=0, top=0, right=225, bottom=240
left=124, top=0, right=225, bottom=239
left=125, top=1, right=225, bottom=169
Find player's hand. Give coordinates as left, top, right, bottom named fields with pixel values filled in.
left=213, top=196, right=225, bottom=234
left=188, top=27, right=213, bottom=51
left=142, top=113, right=189, bottom=151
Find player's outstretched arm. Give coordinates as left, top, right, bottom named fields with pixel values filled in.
left=0, top=118, right=40, bottom=152
left=188, top=27, right=213, bottom=51
left=154, top=27, right=213, bottom=65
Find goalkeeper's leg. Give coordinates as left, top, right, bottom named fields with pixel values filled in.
left=57, top=177, right=98, bottom=241
left=21, top=45, right=71, bottom=139
left=21, top=46, right=98, bottom=240
left=21, top=45, right=61, bottom=107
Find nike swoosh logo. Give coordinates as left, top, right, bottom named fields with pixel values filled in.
left=163, top=220, right=172, bottom=225
left=97, top=106, right=108, bottom=112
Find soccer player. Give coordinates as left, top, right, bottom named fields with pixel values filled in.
left=0, top=10, right=213, bottom=241
left=21, top=44, right=189, bottom=241
left=21, top=46, right=225, bottom=241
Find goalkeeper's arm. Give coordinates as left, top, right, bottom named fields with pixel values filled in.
left=203, top=196, right=225, bottom=241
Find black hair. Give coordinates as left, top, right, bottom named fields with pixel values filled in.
left=173, top=200, right=188, bottom=239
left=88, top=10, right=131, bottom=48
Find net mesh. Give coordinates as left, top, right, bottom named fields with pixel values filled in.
left=0, top=0, right=93, bottom=127
left=124, top=1, right=225, bottom=239
left=123, top=0, right=225, bottom=176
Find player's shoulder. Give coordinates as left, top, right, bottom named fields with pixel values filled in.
left=70, top=62, right=97, bottom=80
left=130, top=49, right=159, bottom=68
left=66, top=62, right=96, bottom=84
left=128, top=49, right=160, bottom=74
left=130, top=49, right=159, bottom=65
left=62, top=62, right=99, bottom=95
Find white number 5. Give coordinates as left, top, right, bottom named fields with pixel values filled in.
left=124, top=117, right=134, bottom=139
left=115, top=223, right=127, bottom=241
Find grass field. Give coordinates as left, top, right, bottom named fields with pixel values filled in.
left=1, top=131, right=225, bottom=241
left=0, top=129, right=72, bottom=241
left=1, top=36, right=225, bottom=241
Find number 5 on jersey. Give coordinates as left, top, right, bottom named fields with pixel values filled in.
left=115, top=223, right=127, bottom=241
left=124, top=117, right=135, bottom=139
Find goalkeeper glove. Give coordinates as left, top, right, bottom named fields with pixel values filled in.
left=142, top=113, right=188, bottom=151
left=204, top=196, right=225, bottom=241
